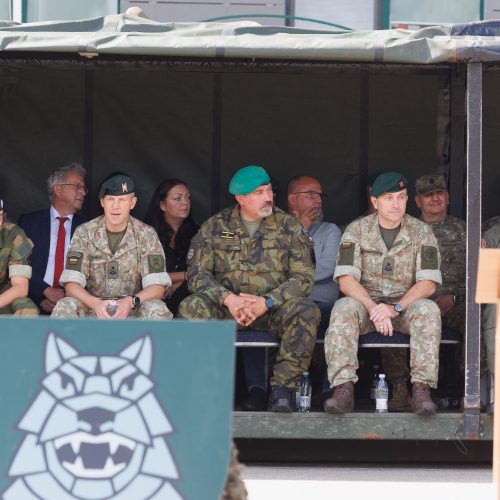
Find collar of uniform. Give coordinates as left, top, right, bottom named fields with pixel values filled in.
left=93, top=215, right=137, bottom=257
left=370, top=212, right=412, bottom=254
left=227, top=205, right=278, bottom=233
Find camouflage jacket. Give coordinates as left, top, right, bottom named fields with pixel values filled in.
left=60, top=215, right=170, bottom=298
left=424, top=215, right=466, bottom=297
left=334, top=213, right=442, bottom=303
left=0, top=221, right=33, bottom=293
left=484, top=220, right=500, bottom=249
left=186, top=205, right=315, bottom=307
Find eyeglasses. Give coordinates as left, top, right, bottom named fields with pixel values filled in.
left=58, top=183, right=88, bottom=194
left=292, top=191, right=327, bottom=200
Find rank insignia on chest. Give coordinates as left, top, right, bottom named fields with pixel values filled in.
left=107, top=261, right=118, bottom=279
left=382, top=256, right=394, bottom=275
left=219, top=231, right=235, bottom=239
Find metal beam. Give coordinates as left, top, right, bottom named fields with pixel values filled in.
left=463, top=62, right=483, bottom=438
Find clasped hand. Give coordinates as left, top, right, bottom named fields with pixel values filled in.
left=224, top=293, right=268, bottom=327
left=369, top=303, right=399, bottom=336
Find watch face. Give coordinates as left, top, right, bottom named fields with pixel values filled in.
left=265, top=298, right=273, bottom=309
left=394, top=304, right=403, bottom=313
left=132, top=296, right=140, bottom=307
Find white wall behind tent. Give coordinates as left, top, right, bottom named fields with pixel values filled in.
left=294, top=0, right=377, bottom=30
left=10, top=0, right=117, bottom=22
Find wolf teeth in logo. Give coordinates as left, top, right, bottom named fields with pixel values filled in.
left=3, top=333, right=183, bottom=500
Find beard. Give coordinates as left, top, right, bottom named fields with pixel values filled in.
left=258, top=204, right=273, bottom=218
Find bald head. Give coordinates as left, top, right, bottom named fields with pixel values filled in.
left=287, top=175, right=324, bottom=228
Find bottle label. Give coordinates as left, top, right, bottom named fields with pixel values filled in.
left=376, top=398, right=388, bottom=410
left=299, top=395, right=311, bottom=408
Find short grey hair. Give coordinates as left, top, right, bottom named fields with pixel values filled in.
left=47, top=163, right=86, bottom=203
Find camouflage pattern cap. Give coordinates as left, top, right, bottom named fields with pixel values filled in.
left=371, top=172, right=408, bottom=197
left=229, top=165, right=271, bottom=195
left=99, top=174, right=135, bottom=198
left=415, top=174, right=447, bottom=195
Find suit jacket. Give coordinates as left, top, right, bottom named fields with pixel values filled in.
left=18, top=208, right=84, bottom=303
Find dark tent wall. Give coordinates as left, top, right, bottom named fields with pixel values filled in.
left=0, top=57, right=491, bottom=227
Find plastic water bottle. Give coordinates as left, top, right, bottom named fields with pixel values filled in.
left=299, top=372, right=312, bottom=413
left=295, top=381, right=301, bottom=411
left=370, top=364, right=380, bottom=400
left=375, top=374, right=389, bottom=413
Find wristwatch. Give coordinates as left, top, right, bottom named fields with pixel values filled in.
left=264, top=296, right=274, bottom=309
left=453, top=294, right=464, bottom=305
left=131, top=295, right=141, bottom=309
left=394, top=303, right=404, bottom=313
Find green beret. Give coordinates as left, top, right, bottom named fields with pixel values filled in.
left=229, top=165, right=271, bottom=195
left=371, top=172, right=408, bottom=197
left=415, top=174, right=447, bottom=195
left=99, top=174, right=135, bottom=198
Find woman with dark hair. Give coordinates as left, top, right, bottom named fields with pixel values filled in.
left=145, top=179, right=199, bottom=316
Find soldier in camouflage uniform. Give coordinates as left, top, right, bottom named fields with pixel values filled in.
left=51, top=174, right=172, bottom=320
left=324, top=172, right=442, bottom=415
left=482, top=220, right=500, bottom=382
left=381, top=174, right=466, bottom=410
left=0, top=199, right=38, bottom=316
left=178, top=165, right=320, bottom=412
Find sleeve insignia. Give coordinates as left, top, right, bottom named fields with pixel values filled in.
left=187, top=248, right=195, bottom=260
left=147, top=254, right=165, bottom=273
left=421, top=246, right=438, bottom=269
left=66, top=251, right=83, bottom=272
left=338, top=241, right=355, bottom=266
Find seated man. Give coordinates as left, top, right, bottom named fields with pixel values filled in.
left=51, top=174, right=172, bottom=319
left=324, top=172, right=442, bottom=415
left=0, top=199, right=38, bottom=316
left=241, top=175, right=342, bottom=410
left=381, top=174, right=466, bottom=410
left=178, top=165, right=320, bottom=412
left=19, top=163, right=87, bottom=314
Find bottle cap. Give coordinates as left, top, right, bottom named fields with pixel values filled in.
left=380, top=374, right=385, bottom=378
left=303, top=371, right=309, bottom=376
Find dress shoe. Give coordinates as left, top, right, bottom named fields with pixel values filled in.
left=242, top=387, right=268, bottom=411
left=324, top=381, right=354, bottom=414
left=269, top=385, right=293, bottom=413
left=411, top=382, right=437, bottom=415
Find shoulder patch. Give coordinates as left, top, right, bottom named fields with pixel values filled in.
left=187, top=248, right=195, bottom=261
left=66, top=251, right=83, bottom=272
left=338, top=241, right=355, bottom=266
left=148, top=254, right=165, bottom=273
left=421, top=246, right=438, bottom=270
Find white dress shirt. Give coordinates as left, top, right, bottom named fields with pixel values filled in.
left=43, top=206, right=74, bottom=286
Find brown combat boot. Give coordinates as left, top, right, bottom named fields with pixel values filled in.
left=388, top=381, right=411, bottom=412
left=411, top=382, right=437, bottom=415
left=324, top=382, right=354, bottom=414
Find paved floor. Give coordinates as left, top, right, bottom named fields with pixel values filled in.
left=243, top=464, right=495, bottom=499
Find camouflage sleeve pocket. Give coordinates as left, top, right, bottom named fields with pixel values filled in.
left=421, top=246, right=438, bottom=269
left=338, top=242, right=355, bottom=266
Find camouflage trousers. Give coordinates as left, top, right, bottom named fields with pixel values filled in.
left=178, top=294, right=320, bottom=388
left=325, top=297, right=441, bottom=388
left=51, top=297, right=172, bottom=320
left=483, top=304, right=496, bottom=374
left=381, top=301, right=465, bottom=384
left=0, top=297, right=39, bottom=316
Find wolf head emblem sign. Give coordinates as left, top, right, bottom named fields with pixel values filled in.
left=3, top=333, right=182, bottom=500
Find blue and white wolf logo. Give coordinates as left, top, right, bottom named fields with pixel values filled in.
left=3, top=332, right=182, bottom=499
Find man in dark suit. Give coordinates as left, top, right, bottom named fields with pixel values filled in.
left=19, top=163, right=87, bottom=313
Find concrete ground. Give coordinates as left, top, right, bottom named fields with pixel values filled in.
left=242, top=464, right=495, bottom=499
